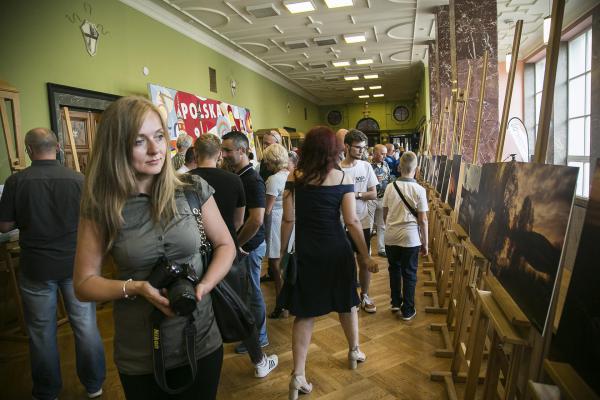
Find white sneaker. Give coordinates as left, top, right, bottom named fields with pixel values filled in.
left=87, top=388, right=103, bottom=399
left=361, top=294, right=377, bottom=313
left=255, top=354, right=278, bottom=378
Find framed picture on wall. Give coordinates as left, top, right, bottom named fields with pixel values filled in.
left=47, top=83, right=119, bottom=146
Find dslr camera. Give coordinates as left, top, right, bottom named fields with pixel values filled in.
left=148, top=259, right=200, bottom=316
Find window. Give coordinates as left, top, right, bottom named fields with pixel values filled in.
left=567, top=28, right=592, bottom=198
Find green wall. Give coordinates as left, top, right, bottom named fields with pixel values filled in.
left=0, top=0, right=321, bottom=182
left=319, top=99, right=420, bottom=139
left=319, top=63, right=429, bottom=141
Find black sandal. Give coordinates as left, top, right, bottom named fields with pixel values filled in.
left=268, top=307, right=288, bottom=319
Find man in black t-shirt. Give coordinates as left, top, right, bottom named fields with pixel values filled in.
left=0, top=128, right=105, bottom=399
left=221, top=131, right=270, bottom=353
left=190, top=133, right=278, bottom=377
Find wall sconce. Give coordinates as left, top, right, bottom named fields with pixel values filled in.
left=505, top=52, right=512, bottom=73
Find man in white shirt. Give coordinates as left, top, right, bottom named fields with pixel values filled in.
left=340, top=129, right=379, bottom=313
left=383, top=151, right=429, bottom=321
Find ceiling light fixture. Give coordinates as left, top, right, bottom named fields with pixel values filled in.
left=332, top=60, right=351, bottom=67
left=344, top=75, right=359, bottom=81
left=373, top=94, right=384, bottom=97
left=352, top=87, right=365, bottom=91
left=358, top=94, right=370, bottom=98
left=356, top=58, right=373, bottom=65
left=324, top=0, right=353, bottom=8
left=369, top=85, right=381, bottom=90
left=283, top=0, right=315, bottom=14
left=364, top=73, right=378, bottom=79
left=343, top=33, right=366, bottom=44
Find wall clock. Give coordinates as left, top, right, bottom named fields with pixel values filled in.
left=393, top=105, right=410, bottom=122
left=327, top=110, right=342, bottom=126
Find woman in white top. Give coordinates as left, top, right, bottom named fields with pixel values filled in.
left=382, top=151, right=429, bottom=321
left=262, top=144, right=290, bottom=318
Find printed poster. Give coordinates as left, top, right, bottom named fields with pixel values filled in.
left=148, top=83, right=256, bottom=154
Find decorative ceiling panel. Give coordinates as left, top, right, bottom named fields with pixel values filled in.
left=144, top=0, right=442, bottom=104
left=132, top=0, right=594, bottom=105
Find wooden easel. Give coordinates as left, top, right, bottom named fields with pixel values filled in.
left=529, top=360, right=599, bottom=400
left=424, top=206, right=455, bottom=314
left=429, top=223, right=469, bottom=356
left=423, top=194, right=442, bottom=281
left=430, top=239, right=489, bottom=388
left=0, top=240, right=27, bottom=341
left=0, top=81, right=26, bottom=172
left=467, top=280, right=530, bottom=400
left=457, top=64, right=473, bottom=156
left=472, top=50, right=488, bottom=165
left=62, top=106, right=81, bottom=172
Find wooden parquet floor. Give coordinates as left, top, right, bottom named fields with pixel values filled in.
left=0, top=242, right=465, bottom=399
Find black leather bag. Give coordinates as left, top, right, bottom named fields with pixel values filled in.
left=276, top=250, right=297, bottom=311
left=183, top=189, right=255, bottom=343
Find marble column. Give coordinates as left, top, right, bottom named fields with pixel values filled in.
left=453, top=0, right=499, bottom=164
left=435, top=6, right=452, bottom=155
left=428, top=42, right=439, bottom=153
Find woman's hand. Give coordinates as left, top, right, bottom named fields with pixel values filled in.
left=420, top=245, right=429, bottom=257
left=359, top=255, right=379, bottom=273
left=136, top=281, right=175, bottom=317
left=195, top=282, right=211, bottom=302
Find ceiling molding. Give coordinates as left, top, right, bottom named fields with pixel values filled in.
left=119, top=0, right=321, bottom=104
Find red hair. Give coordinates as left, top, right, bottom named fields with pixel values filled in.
left=296, top=126, right=341, bottom=186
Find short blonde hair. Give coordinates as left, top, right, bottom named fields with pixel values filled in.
left=263, top=143, right=288, bottom=172
left=194, top=133, right=221, bottom=159
left=399, top=151, right=417, bottom=175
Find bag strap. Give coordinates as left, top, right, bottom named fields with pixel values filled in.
left=393, top=182, right=418, bottom=219
left=151, top=310, right=198, bottom=394
left=183, top=189, right=212, bottom=256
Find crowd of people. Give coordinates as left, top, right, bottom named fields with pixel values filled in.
left=0, top=95, right=428, bottom=399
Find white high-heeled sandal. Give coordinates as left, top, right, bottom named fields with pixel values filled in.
left=348, top=346, right=366, bottom=369
left=289, top=374, right=313, bottom=400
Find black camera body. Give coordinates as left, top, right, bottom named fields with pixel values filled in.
left=148, top=259, right=200, bottom=316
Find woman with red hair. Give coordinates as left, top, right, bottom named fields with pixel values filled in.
left=279, top=126, right=378, bottom=399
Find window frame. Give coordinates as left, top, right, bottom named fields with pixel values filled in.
left=566, top=28, right=592, bottom=198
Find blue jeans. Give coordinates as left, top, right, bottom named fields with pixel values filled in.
left=19, top=272, right=106, bottom=400
left=385, top=245, right=420, bottom=315
left=247, top=241, right=268, bottom=343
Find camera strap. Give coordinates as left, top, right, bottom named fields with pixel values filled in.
left=151, top=309, right=198, bottom=394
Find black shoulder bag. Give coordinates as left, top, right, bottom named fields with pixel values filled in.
left=393, top=181, right=418, bottom=219
left=183, top=189, right=256, bottom=343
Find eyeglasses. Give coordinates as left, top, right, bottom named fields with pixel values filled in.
left=351, top=145, right=367, bottom=151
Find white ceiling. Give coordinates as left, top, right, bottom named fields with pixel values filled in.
left=128, top=0, right=448, bottom=105
left=124, top=0, right=596, bottom=105
left=497, top=0, right=597, bottom=57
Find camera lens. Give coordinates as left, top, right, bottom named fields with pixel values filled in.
left=168, top=278, right=197, bottom=316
